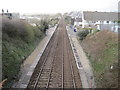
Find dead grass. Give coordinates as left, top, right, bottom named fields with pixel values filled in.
left=80, top=30, right=118, bottom=88
left=81, top=30, right=118, bottom=60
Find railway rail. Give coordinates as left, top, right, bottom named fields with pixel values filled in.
left=27, top=18, right=82, bottom=89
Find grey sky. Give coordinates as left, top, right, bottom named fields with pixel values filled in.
left=0, top=0, right=119, bottom=14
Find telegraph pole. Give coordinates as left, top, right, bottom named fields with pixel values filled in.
left=2, top=9, right=4, bottom=16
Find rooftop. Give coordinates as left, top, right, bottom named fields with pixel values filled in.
left=83, top=11, right=118, bottom=21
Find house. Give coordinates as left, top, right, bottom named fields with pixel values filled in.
left=83, top=11, right=118, bottom=31
left=67, top=11, right=84, bottom=28
left=67, top=11, right=119, bottom=32
left=2, top=13, right=20, bottom=19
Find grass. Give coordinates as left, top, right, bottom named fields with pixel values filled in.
left=79, top=30, right=118, bottom=88
left=93, top=42, right=118, bottom=88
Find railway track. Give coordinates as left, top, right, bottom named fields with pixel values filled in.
left=26, top=18, right=82, bottom=89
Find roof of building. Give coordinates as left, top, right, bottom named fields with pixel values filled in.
left=83, top=11, right=118, bottom=21
left=75, top=18, right=82, bottom=22
left=68, top=11, right=82, bottom=18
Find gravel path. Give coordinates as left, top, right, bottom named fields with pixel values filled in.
left=66, top=26, right=96, bottom=88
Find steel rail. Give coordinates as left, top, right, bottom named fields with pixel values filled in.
left=32, top=25, right=59, bottom=90
left=62, top=24, right=64, bottom=89
left=65, top=23, right=76, bottom=89
left=46, top=27, right=60, bottom=88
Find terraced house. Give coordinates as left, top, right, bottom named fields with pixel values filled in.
left=83, top=11, right=118, bottom=32
left=68, top=11, right=118, bottom=32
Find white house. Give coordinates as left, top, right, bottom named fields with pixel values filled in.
left=67, top=11, right=119, bottom=32
left=67, top=11, right=83, bottom=28
left=83, top=11, right=118, bottom=31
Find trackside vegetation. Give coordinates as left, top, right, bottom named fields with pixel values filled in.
left=78, top=30, right=118, bottom=88
left=77, top=30, right=89, bottom=40
left=2, top=17, right=50, bottom=87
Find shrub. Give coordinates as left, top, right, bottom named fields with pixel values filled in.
left=117, top=20, right=120, bottom=23
left=22, top=24, right=35, bottom=43
left=2, top=17, right=45, bottom=87
left=2, top=20, right=18, bottom=38
left=39, top=20, right=49, bottom=34
left=33, top=27, right=43, bottom=38
left=2, top=18, right=35, bottom=43
left=78, top=30, right=89, bottom=40
left=49, top=18, right=59, bottom=27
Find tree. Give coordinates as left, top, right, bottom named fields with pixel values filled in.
left=117, top=20, right=120, bottom=23
left=78, top=30, right=89, bottom=40
left=40, top=20, right=49, bottom=34
left=71, top=18, right=75, bottom=25
left=36, top=20, right=49, bottom=35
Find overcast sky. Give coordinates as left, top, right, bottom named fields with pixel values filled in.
left=0, top=0, right=119, bottom=14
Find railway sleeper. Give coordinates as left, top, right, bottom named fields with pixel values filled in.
left=49, top=83, right=62, bottom=88
left=64, top=82, right=74, bottom=87
left=37, top=82, right=47, bottom=85
left=42, top=69, right=51, bottom=71
left=36, top=84, right=47, bottom=88
left=39, top=78, right=48, bottom=82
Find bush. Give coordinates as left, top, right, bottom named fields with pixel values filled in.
left=39, top=20, right=49, bottom=34
left=2, top=17, right=45, bottom=87
left=49, top=18, right=59, bottom=27
left=2, top=18, right=35, bottom=43
left=22, top=24, right=35, bottom=43
left=33, top=26, right=44, bottom=39
left=117, top=20, right=120, bottom=23
left=78, top=30, right=89, bottom=40
left=2, top=21, right=18, bottom=38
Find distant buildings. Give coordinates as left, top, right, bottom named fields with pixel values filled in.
left=68, top=11, right=84, bottom=28
left=2, top=13, right=20, bottom=19
left=1, top=9, right=20, bottom=19
left=83, top=11, right=118, bottom=32
left=67, top=11, right=119, bottom=32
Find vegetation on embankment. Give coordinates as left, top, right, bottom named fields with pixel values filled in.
left=78, top=30, right=118, bottom=88
left=2, top=17, right=50, bottom=87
